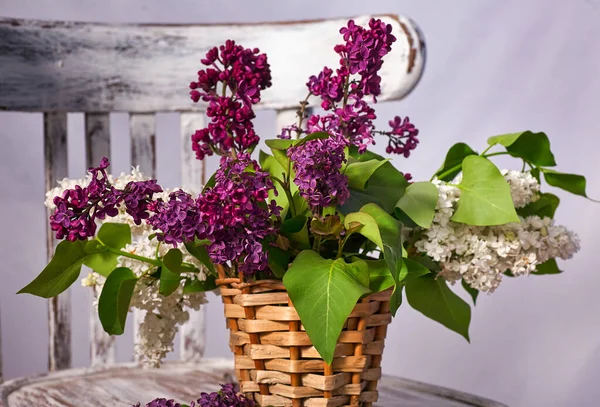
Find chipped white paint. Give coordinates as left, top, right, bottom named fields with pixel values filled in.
left=84, top=113, right=117, bottom=367
left=179, top=112, right=207, bottom=361
left=0, top=359, right=507, bottom=407
left=0, top=15, right=425, bottom=113
left=44, top=113, right=71, bottom=371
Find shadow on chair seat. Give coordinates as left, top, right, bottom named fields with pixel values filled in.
left=0, top=358, right=508, bottom=407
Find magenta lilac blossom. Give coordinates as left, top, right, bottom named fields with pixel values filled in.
left=49, top=158, right=162, bottom=241
left=190, top=41, right=272, bottom=159
left=288, top=135, right=350, bottom=211
left=197, top=154, right=281, bottom=276
left=386, top=116, right=419, bottom=157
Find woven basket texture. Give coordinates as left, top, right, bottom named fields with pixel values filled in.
left=217, top=274, right=392, bottom=407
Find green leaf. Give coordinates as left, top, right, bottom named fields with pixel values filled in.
left=83, top=223, right=132, bottom=276
left=406, top=274, right=471, bottom=341
left=183, top=275, right=217, bottom=293
left=292, top=131, right=331, bottom=147
left=451, top=156, right=520, bottom=226
left=404, top=258, right=431, bottom=282
left=267, top=246, right=291, bottom=278
left=98, top=267, right=138, bottom=335
left=184, top=242, right=215, bottom=275
left=281, top=215, right=308, bottom=234
left=488, top=131, right=556, bottom=167
left=18, top=240, right=87, bottom=298
left=361, top=259, right=394, bottom=293
left=517, top=193, right=560, bottom=218
left=272, top=149, right=291, bottom=174
left=532, top=258, right=562, bottom=275
left=160, top=249, right=184, bottom=296
left=435, top=143, right=478, bottom=181
left=348, top=146, right=385, bottom=161
left=341, top=162, right=409, bottom=214
left=343, top=212, right=382, bottom=248
left=542, top=170, right=589, bottom=198
left=96, top=223, right=131, bottom=250
left=345, top=159, right=389, bottom=190
left=265, top=138, right=294, bottom=150
left=360, top=203, right=405, bottom=315
left=395, top=182, right=439, bottom=228
left=461, top=280, right=479, bottom=305
left=283, top=250, right=371, bottom=364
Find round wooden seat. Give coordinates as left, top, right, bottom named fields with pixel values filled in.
left=0, top=359, right=506, bottom=407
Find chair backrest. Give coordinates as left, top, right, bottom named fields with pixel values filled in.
left=0, top=14, right=425, bottom=374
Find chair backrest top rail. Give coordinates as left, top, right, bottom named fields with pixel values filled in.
left=0, top=14, right=425, bottom=113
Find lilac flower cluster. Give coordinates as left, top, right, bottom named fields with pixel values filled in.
left=49, top=158, right=162, bottom=241
left=280, top=18, right=420, bottom=158
left=132, top=384, right=254, bottom=407
left=190, top=41, right=272, bottom=159
left=386, top=116, right=419, bottom=157
left=147, top=190, right=206, bottom=246
left=198, top=154, right=281, bottom=276
left=288, top=135, right=350, bottom=211
left=132, top=399, right=181, bottom=407
left=192, top=383, right=254, bottom=407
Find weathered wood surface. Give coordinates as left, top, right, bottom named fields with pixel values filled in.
left=44, top=113, right=71, bottom=371
left=84, top=114, right=117, bottom=367
left=0, top=15, right=425, bottom=113
left=179, top=112, right=207, bottom=361
left=0, top=359, right=508, bottom=407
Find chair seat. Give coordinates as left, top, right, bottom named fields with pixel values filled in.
left=0, top=359, right=506, bottom=407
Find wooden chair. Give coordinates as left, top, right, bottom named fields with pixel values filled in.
left=0, top=14, right=507, bottom=407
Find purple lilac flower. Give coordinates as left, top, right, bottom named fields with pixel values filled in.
left=282, top=18, right=421, bottom=158
left=123, top=180, right=163, bottom=225
left=386, top=116, right=419, bottom=157
left=288, top=135, right=350, bottom=211
left=131, top=399, right=181, bottom=407
left=192, top=384, right=254, bottom=407
left=49, top=158, right=162, bottom=241
left=197, top=154, right=280, bottom=276
left=147, top=190, right=206, bottom=246
left=190, top=41, right=272, bottom=159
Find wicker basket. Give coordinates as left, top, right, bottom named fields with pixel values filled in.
left=216, top=267, right=392, bottom=407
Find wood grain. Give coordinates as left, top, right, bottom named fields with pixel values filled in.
left=44, top=112, right=71, bottom=371
left=179, top=112, right=206, bottom=362
left=0, top=15, right=425, bottom=113
left=0, top=359, right=509, bottom=407
left=84, top=112, right=117, bottom=367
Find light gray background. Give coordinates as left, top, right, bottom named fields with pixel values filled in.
left=1, top=1, right=599, bottom=406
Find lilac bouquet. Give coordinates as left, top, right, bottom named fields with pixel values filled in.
left=20, top=18, right=588, bottom=365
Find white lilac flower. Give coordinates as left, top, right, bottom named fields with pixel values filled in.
left=413, top=171, right=579, bottom=293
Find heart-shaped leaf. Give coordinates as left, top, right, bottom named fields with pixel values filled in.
left=283, top=250, right=371, bottom=364
left=452, top=156, right=520, bottom=226
left=406, top=274, right=471, bottom=341
left=98, top=267, right=138, bottom=335
left=396, top=181, right=439, bottom=228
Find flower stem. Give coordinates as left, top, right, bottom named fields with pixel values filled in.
left=272, top=175, right=297, bottom=217
left=105, top=247, right=161, bottom=267
left=483, top=151, right=510, bottom=158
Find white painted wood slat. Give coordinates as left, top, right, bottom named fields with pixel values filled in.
left=0, top=15, right=425, bottom=113
left=179, top=113, right=206, bottom=361
left=129, top=113, right=156, bottom=362
left=44, top=112, right=71, bottom=371
left=84, top=113, right=116, bottom=367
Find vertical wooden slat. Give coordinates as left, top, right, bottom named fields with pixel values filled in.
left=130, top=113, right=156, bottom=362
left=179, top=113, right=206, bottom=361
left=85, top=113, right=116, bottom=367
left=44, top=112, right=71, bottom=371
left=130, top=114, right=156, bottom=177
